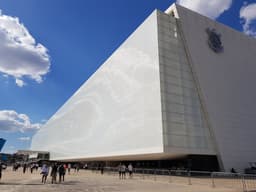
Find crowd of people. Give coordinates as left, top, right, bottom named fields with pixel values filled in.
left=0, top=161, right=81, bottom=184
left=0, top=161, right=135, bottom=184
left=40, top=163, right=67, bottom=184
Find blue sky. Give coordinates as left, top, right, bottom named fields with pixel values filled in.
left=0, top=0, right=255, bottom=153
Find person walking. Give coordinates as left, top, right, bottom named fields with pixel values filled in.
left=100, top=164, right=104, bottom=175
left=128, top=163, right=133, bottom=178
left=30, top=163, right=35, bottom=174
left=0, top=162, right=2, bottom=182
left=51, top=163, right=58, bottom=184
left=23, top=163, right=27, bottom=174
left=118, top=163, right=122, bottom=179
left=41, top=164, right=49, bottom=184
left=76, top=164, right=80, bottom=172
left=58, top=164, right=66, bottom=183
left=67, top=163, right=71, bottom=175
left=121, top=164, right=126, bottom=179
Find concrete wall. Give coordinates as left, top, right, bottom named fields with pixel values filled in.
left=157, top=11, right=216, bottom=156
left=175, top=4, right=256, bottom=172
left=31, top=11, right=164, bottom=160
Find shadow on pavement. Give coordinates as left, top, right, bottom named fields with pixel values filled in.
left=0, top=181, right=80, bottom=186
left=0, top=183, right=43, bottom=186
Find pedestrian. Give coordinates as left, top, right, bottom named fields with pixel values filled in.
left=68, top=163, right=71, bottom=175
left=100, top=164, right=104, bottom=175
left=76, top=164, right=80, bottom=172
left=41, top=164, right=49, bottom=184
left=51, top=163, right=58, bottom=184
left=128, top=163, right=133, bottom=178
left=74, top=164, right=78, bottom=172
left=121, top=164, right=126, bottom=179
left=58, top=164, right=66, bottom=182
left=0, top=162, right=2, bottom=181
left=118, top=163, right=122, bottom=179
left=23, top=163, right=27, bottom=174
left=13, top=163, right=19, bottom=171
left=30, top=163, right=34, bottom=174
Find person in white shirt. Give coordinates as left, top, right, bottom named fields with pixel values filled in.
left=121, top=164, right=126, bottom=179
left=128, top=163, right=133, bottom=178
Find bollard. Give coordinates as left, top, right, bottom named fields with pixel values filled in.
left=142, top=169, right=145, bottom=180
left=154, top=170, right=157, bottom=181
left=211, top=172, right=215, bottom=188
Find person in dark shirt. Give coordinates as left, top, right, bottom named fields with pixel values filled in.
left=58, top=164, right=66, bottom=183
left=51, top=163, right=58, bottom=184
left=0, top=162, right=2, bottom=181
left=23, top=163, right=27, bottom=174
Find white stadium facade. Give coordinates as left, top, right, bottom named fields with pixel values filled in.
left=31, top=3, right=256, bottom=172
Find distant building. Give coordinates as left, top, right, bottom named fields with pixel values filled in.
left=31, top=3, right=256, bottom=172
left=15, top=150, right=50, bottom=162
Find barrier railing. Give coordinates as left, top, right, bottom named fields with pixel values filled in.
left=88, top=167, right=256, bottom=192
left=211, top=172, right=256, bottom=192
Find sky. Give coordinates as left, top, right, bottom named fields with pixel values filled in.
left=0, top=0, right=255, bottom=154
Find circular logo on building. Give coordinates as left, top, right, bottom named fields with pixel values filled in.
left=206, top=28, right=223, bottom=53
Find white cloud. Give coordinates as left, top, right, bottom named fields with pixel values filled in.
left=176, top=0, right=233, bottom=19
left=240, top=3, right=256, bottom=37
left=0, top=110, right=41, bottom=132
left=0, top=10, right=50, bottom=87
left=15, top=78, right=25, bottom=87
left=18, top=137, right=30, bottom=141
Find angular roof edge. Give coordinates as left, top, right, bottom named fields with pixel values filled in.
left=0, top=138, right=6, bottom=152
left=165, top=3, right=179, bottom=18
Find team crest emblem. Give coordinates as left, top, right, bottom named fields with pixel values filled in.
left=206, top=28, right=223, bottom=53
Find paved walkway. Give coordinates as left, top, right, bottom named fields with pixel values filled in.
left=0, top=167, right=243, bottom=192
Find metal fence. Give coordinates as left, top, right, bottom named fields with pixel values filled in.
left=89, top=167, right=256, bottom=192
left=212, top=172, right=256, bottom=192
